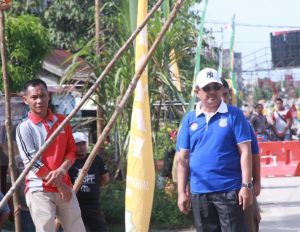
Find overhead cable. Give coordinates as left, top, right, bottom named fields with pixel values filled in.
left=206, top=20, right=300, bottom=29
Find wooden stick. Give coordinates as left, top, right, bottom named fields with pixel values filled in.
left=73, top=0, right=185, bottom=192
left=0, top=10, right=22, bottom=232
left=0, top=0, right=165, bottom=210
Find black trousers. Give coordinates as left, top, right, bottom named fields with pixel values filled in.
left=79, top=202, right=108, bottom=232
left=191, top=191, right=247, bottom=232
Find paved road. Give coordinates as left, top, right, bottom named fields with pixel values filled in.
left=158, top=176, right=300, bottom=232
left=259, top=176, right=300, bottom=232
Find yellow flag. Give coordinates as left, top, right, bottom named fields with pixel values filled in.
left=226, top=78, right=237, bottom=105
left=169, top=49, right=182, bottom=92
left=125, top=0, right=155, bottom=231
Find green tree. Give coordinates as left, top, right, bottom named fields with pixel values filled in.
left=0, top=15, right=49, bottom=92
left=10, top=0, right=44, bottom=17
left=43, top=0, right=95, bottom=51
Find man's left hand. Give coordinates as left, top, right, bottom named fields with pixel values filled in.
left=238, top=187, right=253, bottom=210
left=45, top=169, right=65, bottom=186
left=56, top=182, right=72, bottom=202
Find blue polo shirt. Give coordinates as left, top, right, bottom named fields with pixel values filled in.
left=176, top=121, right=258, bottom=154
left=177, top=101, right=252, bottom=194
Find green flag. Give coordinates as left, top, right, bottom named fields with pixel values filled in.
left=186, top=0, right=209, bottom=112
left=229, top=14, right=240, bottom=106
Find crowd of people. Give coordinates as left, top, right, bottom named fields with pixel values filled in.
left=242, top=96, right=299, bottom=142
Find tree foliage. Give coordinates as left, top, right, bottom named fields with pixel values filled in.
left=9, top=0, right=44, bottom=17
left=0, top=15, right=49, bottom=92
left=43, top=0, right=95, bottom=52
left=58, top=0, right=215, bottom=160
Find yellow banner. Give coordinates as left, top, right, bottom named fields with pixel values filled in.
left=125, top=0, right=155, bottom=231
left=226, top=78, right=237, bottom=106
left=169, top=49, right=182, bottom=92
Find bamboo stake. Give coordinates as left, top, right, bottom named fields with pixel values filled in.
left=0, top=0, right=165, bottom=210
left=95, top=0, right=101, bottom=58
left=95, top=0, right=104, bottom=138
left=0, top=9, right=22, bottom=232
left=73, top=0, right=185, bottom=192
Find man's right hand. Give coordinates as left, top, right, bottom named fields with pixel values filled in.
left=178, top=192, right=190, bottom=215
left=56, top=182, right=72, bottom=202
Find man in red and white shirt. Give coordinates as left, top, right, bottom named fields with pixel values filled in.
left=271, top=97, right=292, bottom=141
left=16, top=79, right=85, bottom=232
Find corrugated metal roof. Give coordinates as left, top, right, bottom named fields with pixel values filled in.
left=42, top=49, right=94, bottom=79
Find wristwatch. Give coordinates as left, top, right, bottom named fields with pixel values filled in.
left=242, top=182, right=253, bottom=189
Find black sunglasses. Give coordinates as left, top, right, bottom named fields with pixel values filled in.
left=202, top=84, right=222, bottom=92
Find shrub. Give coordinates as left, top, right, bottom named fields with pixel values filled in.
left=154, top=123, right=178, bottom=160
left=101, top=180, right=193, bottom=230
left=150, top=182, right=193, bottom=229
left=101, top=181, right=126, bottom=223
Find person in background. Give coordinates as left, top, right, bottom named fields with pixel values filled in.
left=161, top=129, right=177, bottom=180
left=16, top=79, right=85, bottom=232
left=241, top=104, right=251, bottom=119
left=177, top=68, right=252, bottom=231
left=69, top=132, right=109, bottom=232
left=0, top=146, right=8, bottom=194
left=0, top=191, right=10, bottom=230
left=222, top=78, right=261, bottom=232
left=272, top=97, right=292, bottom=141
left=159, top=129, right=178, bottom=196
left=250, top=103, right=270, bottom=141
left=14, top=154, right=36, bottom=232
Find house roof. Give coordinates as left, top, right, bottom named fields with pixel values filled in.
left=42, top=49, right=95, bottom=81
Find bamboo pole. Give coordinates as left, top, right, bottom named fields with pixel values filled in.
left=0, top=8, right=22, bottom=232
left=0, top=0, right=165, bottom=210
left=73, top=0, right=185, bottom=192
left=95, top=0, right=101, bottom=58
left=95, top=0, right=104, bottom=138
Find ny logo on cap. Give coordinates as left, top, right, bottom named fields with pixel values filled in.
left=207, top=71, right=214, bottom=78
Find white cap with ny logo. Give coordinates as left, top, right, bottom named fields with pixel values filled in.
left=196, top=68, right=222, bottom=88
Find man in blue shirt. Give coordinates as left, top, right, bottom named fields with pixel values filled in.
left=177, top=68, right=253, bottom=231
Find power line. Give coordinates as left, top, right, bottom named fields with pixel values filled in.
left=206, top=20, right=300, bottom=29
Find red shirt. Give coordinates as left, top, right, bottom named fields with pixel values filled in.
left=17, top=110, right=76, bottom=192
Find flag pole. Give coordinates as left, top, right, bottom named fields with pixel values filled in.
left=125, top=0, right=154, bottom=230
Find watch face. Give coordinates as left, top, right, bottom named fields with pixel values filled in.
left=242, top=182, right=253, bottom=189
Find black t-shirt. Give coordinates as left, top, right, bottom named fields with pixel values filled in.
left=68, top=155, right=108, bottom=203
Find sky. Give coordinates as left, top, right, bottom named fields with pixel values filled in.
left=197, top=0, right=300, bottom=82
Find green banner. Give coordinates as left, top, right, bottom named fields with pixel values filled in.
left=229, top=14, right=240, bottom=107
left=186, top=0, right=208, bottom=112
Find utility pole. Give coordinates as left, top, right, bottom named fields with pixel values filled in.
left=0, top=1, right=21, bottom=231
